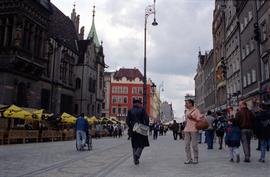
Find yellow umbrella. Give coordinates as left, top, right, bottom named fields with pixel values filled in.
left=84, top=116, right=94, bottom=125
left=3, top=104, right=32, bottom=120
left=89, top=116, right=98, bottom=122
left=32, top=109, right=43, bottom=121
left=61, top=112, right=76, bottom=124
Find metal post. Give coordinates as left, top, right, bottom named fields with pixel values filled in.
left=143, top=17, right=147, bottom=110
left=143, top=0, right=158, bottom=111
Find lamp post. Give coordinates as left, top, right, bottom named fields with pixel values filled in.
left=143, top=0, right=158, bottom=111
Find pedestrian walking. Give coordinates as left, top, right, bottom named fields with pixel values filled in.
left=225, top=119, right=241, bottom=163
left=254, top=103, right=270, bottom=163
left=171, top=120, right=179, bottom=140
left=153, top=122, right=159, bottom=140
left=183, top=99, right=203, bottom=164
left=213, top=112, right=226, bottom=150
left=205, top=110, right=215, bottom=149
left=126, top=99, right=149, bottom=165
left=235, top=101, right=255, bottom=162
left=75, top=113, right=89, bottom=150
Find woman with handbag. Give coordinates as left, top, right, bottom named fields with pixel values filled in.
left=126, top=99, right=150, bottom=165
left=183, top=99, right=203, bottom=164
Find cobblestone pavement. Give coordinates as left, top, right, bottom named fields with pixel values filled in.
left=0, top=133, right=269, bottom=177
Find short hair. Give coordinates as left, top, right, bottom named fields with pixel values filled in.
left=240, top=101, right=247, bottom=107
left=207, top=110, right=212, bottom=115
left=186, top=99, right=194, bottom=106
left=133, top=99, right=142, bottom=104
left=80, top=113, right=85, bottom=117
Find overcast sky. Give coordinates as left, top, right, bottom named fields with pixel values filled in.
left=51, top=0, right=214, bottom=120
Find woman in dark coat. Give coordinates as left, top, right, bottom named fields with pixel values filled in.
left=126, top=99, right=149, bottom=165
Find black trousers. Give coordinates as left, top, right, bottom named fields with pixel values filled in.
left=133, top=147, right=143, bottom=160
left=173, top=131, right=178, bottom=140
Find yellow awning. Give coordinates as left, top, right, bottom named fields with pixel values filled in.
left=32, top=109, right=43, bottom=121
left=61, top=112, right=76, bottom=124
left=89, top=116, right=100, bottom=123
left=3, top=105, right=32, bottom=120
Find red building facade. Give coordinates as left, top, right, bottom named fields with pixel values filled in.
left=109, top=68, right=152, bottom=120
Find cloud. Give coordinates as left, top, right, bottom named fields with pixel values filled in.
left=51, top=0, right=214, bottom=117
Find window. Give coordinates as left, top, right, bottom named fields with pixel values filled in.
left=264, top=62, right=269, bottom=80
left=138, top=87, right=143, bottom=94
left=112, top=87, right=117, bottom=94
left=74, top=104, right=78, bottom=115
left=112, top=107, right=116, bottom=114
left=118, top=107, right=121, bottom=114
left=118, top=87, right=122, bottom=94
left=261, top=22, right=267, bottom=42
left=252, top=69, right=256, bottom=83
left=132, top=87, right=137, bottom=94
left=112, top=96, right=117, bottom=103
left=248, top=11, right=252, bottom=21
left=243, top=76, right=246, bottom=87
left=246, top=44, right=250, bottom=55
left=247, top=73, right=251, bottom=85
left=244, top=17, right=248, bottom=27
left=118, top=96, right=122, bottom=103
left=240, top=23, right=244, bottom=32
left=123, top=107, right=127, bottom=115
left=123, top=87, right=128, bottom=94
left=242, top=47, right=246, bottom=59
left=123, top=97, right=128, bottom=103
left=75, top=78, right=81, bottom=89
left=250, top=40, right=254, bottom=51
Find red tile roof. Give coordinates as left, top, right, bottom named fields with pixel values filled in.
left=114, top=68, right=143, bottom=81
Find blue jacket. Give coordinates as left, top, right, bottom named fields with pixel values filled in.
left=75, top=116, right=89, bottom=131
left=225, top=124, right=241, bottom=147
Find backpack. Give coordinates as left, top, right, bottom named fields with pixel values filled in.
left=213, top=116, right=226, bottom=132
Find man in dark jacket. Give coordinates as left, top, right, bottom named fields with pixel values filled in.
left=126, top=99, right=149, bottom=165
left=171, top=120, right=179, bottom=140
left=235, top=101, right=255, bottom=162
left=255, top=103, right=270, bottom=163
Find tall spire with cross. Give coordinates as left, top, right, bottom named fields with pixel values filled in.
left=87, top=5, right=100, bottom=47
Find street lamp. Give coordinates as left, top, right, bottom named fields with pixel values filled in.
left=143, top=0, right=158, bottom=111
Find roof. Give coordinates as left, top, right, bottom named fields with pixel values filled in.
left=36, top=0, right=52, bottom=11
left=87, top=6, right=100, bottom=48
left=87, top=20, right=100, bottom=48
left=49, top=4, right=78, bottom=53
left=114, top=68, right=143, bottom=81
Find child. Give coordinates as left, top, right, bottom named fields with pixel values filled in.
left=225, top=119, right=241, bottom=163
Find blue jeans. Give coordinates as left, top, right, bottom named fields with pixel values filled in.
left=76, top=130, right=86, bottom=147
left=205, top=129, right=214, bottom=149
left=260, top=139, right=270, bottom=160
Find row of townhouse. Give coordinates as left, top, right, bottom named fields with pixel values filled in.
left=195, top=0, right=270, bottom=114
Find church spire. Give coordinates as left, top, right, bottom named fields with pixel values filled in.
left=87, top=5, right=100, bottom=47
left=71, top=1, right=80, bottom=34
left=71, top=2, right=76, bottom=22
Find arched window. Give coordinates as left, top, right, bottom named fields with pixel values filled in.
left=75, top=78, right=81, bottom=89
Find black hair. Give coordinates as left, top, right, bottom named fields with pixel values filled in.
left=186, top=99, right=194, bottom=106
left=207, top=110, right=212, bottom=115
